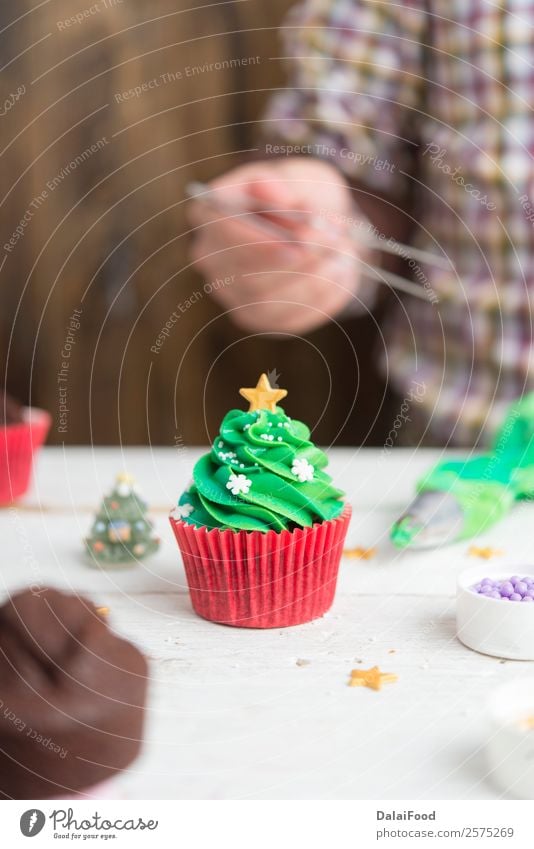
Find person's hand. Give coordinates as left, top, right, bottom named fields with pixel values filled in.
left=187, top=158, right=364, bottom=334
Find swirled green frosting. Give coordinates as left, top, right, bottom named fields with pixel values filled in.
left=175, top=406, right=345, bottom=532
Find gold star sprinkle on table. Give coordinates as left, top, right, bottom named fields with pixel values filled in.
left=348, top=666, right=398, bottom=691
left=239, top=373, right=288, bottom=413
left=518, top=716, right=534, bottom=731
left=467, top=546, right=503, bottom=559
left=343, top=546, right=377, bottom=560
left=95, top=606, right=109, bottom=618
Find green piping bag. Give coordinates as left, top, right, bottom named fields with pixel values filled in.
left=391, top=392, right=534, bottom=549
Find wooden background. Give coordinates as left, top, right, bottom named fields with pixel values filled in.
left=0, top=0, right=389, bottom=446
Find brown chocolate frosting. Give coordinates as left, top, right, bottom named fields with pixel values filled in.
left=0, top=588, right=148, bottom=799
left=0, top=390, right=23, bottom=426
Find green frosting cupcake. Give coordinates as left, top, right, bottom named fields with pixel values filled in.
left=174, top=375, right=345, bottom=533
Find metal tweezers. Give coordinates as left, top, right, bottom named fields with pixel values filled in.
left=186, top=181, right=452, bottom=302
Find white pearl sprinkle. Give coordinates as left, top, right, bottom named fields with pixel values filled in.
left=277, top=437, right=283, bottom=442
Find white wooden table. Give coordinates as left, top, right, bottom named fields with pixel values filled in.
left=3, top=446, right=533, bottom=800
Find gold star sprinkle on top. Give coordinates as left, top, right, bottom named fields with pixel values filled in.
left=239, top=373, right=287, bottom=413
left=348, top=666, right=398, bottom=691
left=343, top=546, right=377, bottom=560
left=467, top=546, right=503, bottom=560
left=116, top=472, right=136, bottom=486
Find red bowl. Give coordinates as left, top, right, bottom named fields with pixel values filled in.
left=0, top=408, right=51, bottom=505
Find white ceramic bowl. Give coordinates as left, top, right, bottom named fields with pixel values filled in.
left=457, top=566, right=534, bottom=660
left=486, top=678, right=534, bottom=799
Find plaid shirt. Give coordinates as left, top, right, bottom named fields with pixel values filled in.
left=264, top=0, right=534, bottom=446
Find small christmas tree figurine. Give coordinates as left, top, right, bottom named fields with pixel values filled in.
left=85, top=473, right=160, bottom=566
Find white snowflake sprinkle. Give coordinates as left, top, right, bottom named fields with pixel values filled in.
left=226, top=473, right=252, bottom=496
left=291, top=458, right=314, bottom=483
left=260, top=434, right=269, bottom=440
left=174, top=502, right=194, bottom=519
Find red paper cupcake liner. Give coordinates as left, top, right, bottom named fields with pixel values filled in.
left=170, top=506, right=351, bottom=628
left=0, top=408, right=51, bottom=505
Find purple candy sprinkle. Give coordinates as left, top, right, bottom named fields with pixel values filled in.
left=470, top=575, right=534, bottom=602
